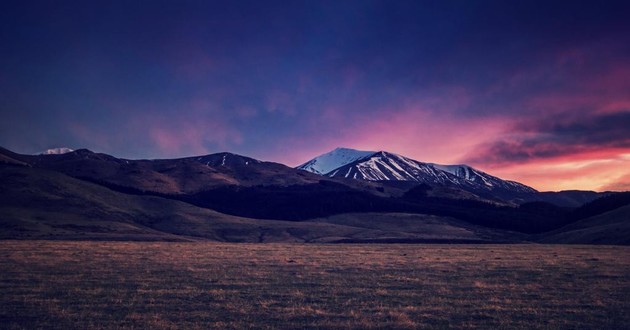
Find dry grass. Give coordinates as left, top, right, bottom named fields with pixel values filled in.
left=0, top=241, right=629, bottom=329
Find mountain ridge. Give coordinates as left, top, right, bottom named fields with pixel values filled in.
left=298, top=148, right=537, bottom=200
left=0, top=146, right=614, bottom=206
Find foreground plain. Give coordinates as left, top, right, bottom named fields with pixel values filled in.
left=1, top=242, right=629, bottom=329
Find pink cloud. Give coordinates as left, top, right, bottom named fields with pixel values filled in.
left=273, top=97, right=510, bottom=167
left=137, top=113, right=243, bottom=157
left=601, top=174, right=630, bottom=192
left=341, top=108, right=508, bottom=164
left=67, top=101, right=243, bottom=158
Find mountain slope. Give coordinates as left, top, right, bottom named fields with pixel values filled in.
left=0, top=164, right=523, bottom=243
left=307, top=213, right=526, bottom=243
left=517, top=190, right=609, bottom=207
left=0, top=164, right=212, bottom=241
left=431, top=164, right=536, bottom=194
left=0, top=147, right=30, bottom=166
left=297, top=147, right=375, bottom=175
left=329, top=151, right=454, bottom=182
left=539, top=204, right=630, bottom=245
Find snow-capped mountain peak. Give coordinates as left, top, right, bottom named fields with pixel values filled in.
left=297, top=147, right=375, bottom=175
left=40, top=147, right=74, bottom=155
left=299, top=148, right=538, bottom=196
left=327, top=151, right=458, bottom=184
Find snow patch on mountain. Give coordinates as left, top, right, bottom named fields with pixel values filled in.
left=40, top=147, right=74, bottom=155
left=431, top=163, right=536, bottom=193
left=433, top=164, right=492, bottom=185
left=297, top=147, right=375, bottom=175
left=330, top=151, right=462, bottom=185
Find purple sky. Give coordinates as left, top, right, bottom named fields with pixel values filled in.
left=1, top=1, right=629, bottom=191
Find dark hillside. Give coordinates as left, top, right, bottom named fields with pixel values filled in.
left=572, top=192, right=630, bottom=220
left=540, top=204, right=630, bottom=245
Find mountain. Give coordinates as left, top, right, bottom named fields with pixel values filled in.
left=2, top=145, right=627, bottom=242
left=297, top=147, right=375, bottom=175
left=298, top=148, right=611, bottom=207
left=0, top=147, right=412, bottom=220
left=6, top=148, right=346, bottom=195
left=0, top=147, right=557, bottom=232
left=305, top=149, right=537, bottom=199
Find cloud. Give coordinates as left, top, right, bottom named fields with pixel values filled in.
left=464, top=111, right=630, bottom=166
left=66, top=101, right=243, bottom=159
left=475, top=152, right=630, bottom=192
left=145, top=117, right=242, bottom=156
left=601, top=174, right=630, bottom=192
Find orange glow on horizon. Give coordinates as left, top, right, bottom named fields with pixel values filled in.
left=480, top=152, right=630, bottom=192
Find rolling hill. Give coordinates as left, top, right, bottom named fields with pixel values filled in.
left=0, top=164, right=526, bottom=243
left=539, top=204, right=630, bottom=245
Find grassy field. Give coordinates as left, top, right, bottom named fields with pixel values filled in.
left=0, top=242, right=629, bottom=329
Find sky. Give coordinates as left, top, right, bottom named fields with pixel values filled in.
left=1, top=0, right=629, bottom=192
